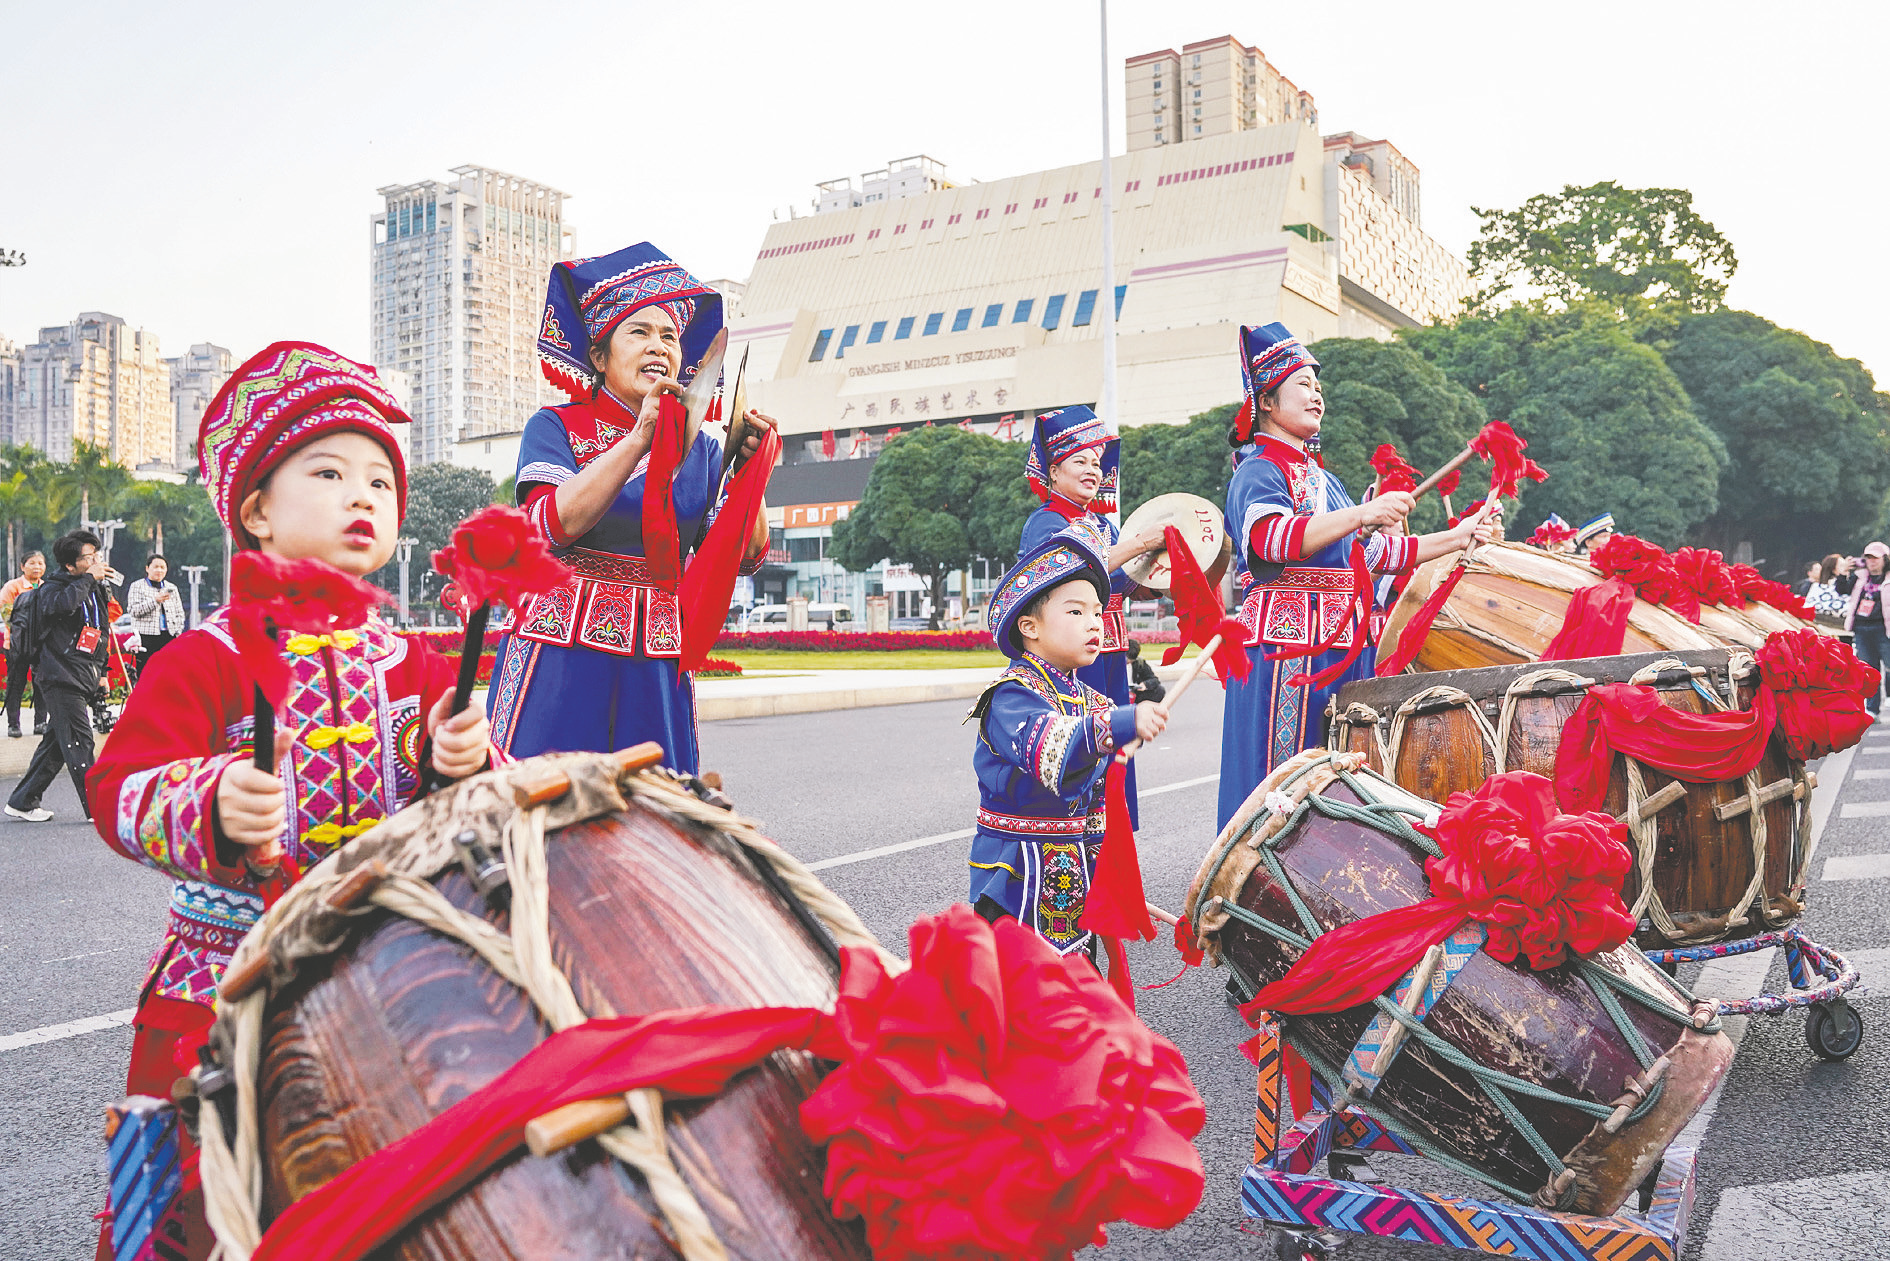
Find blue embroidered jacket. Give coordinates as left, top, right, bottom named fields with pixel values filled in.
left=966, top=653, right=1137, bottom=954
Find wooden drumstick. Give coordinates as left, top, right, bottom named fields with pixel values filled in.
left=1411, top=445, right=1479, bottom=499
left=526, top=1096, right=633, bottom=1157
left=1113, top=634, right=1224, bottom=767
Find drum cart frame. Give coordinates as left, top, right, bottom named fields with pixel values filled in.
left=1240, top=1015, right=1698, bottom=1261
left=1645, top=926, right=1865, bottom=1060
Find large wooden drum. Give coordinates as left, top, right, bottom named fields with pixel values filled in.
left=1187, top=751, right=1733, bottom=1215
left=1329, top=650, right=1808, bottom=947
left=1382, top=542, right=1727, bottom=672
left=225, top=749, right=875, bottom=1260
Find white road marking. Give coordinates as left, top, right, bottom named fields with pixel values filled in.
left=1704, top=1169, right=1890, bottom=1260
left=0, top=1009, right=136, bottom=1053
left=1824, top=853, right=1890, bottom=880
left=1839, top=801, right=1890, bottom=818
left=41, top=945, right=137, bottom=964
left=805, top=773, right=1220, bottom=872
left=1853, top=768, right=1890, bottom=780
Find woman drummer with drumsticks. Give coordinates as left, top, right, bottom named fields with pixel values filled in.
left=1017, top=406, right=1165, bottom=825
left=1217, top=323, right=1491, bottom=831
left=487, top=242, right=777, bottom=773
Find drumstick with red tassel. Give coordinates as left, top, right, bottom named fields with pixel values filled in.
left=1082, top=525, right=1250, bottom=1000
left=419, top=506, right=571, bottom=798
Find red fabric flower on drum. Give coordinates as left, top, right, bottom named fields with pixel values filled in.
left=1588, top=534, right=1701, bottom=623
left=1242, top=773, right=1635, bottom=1016
left=805, top=907, right=1207, bottom=1259
left=1730, top=563, right=1816, bottom=620
left=1424, top=774, right=1637, bottom=970
left=227, top=552, right=390, bottom=704
left=1757, top=627, right=1880, bottom=760
left=1369, top=444, right=1420, bottom=495
left=1672, top=546, right=1740, bottom=608
left=1468, top=420, right=1548, bottom=500
left=431, top=504, right=571, bottom=616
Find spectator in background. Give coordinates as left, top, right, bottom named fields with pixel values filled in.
left=1845, top=541, right=1890, bottom=719
left=1126, top=639, right=1166, bottom=705
left=1, top=551, right=45, bottom=738
left=126, top=554, right=185, bottom=677
left=1803, top=553, right=1849, bottom=620
left=5, top=530, right=116, bottom=821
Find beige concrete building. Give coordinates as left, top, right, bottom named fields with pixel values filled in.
left=372, top=166, right=573, bottom=466
left=726, top=36, right=1469, bottom=616
left=15, top=313, right=171, bottom=465
left=165, top=342, right=232, bottom=472
left=0, top=337, right=20, bottom=448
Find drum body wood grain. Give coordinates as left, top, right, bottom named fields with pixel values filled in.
left=1330, top=650, right=1806, bottom=947
left=1188, top=755, right=1732, bottom=1216
left=1381, top=543, right=1723, bottom=672
left=255, top=802, right=871, bottom=1260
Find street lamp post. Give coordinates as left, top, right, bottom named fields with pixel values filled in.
left=396, top=536, right=418, bottom=628
left=180, top=565, right=207, bottom=629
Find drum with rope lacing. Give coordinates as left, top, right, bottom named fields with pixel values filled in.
left=1185, top=749, right=1733, bottom=1216
left=1328, top=648, right=1809, bottom=947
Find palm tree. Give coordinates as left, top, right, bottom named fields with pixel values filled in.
left=118, top=479, right=208, bottom=555
left=0, top=472, right=28, bottom=575
left=56, top=441, right=130, bottom=530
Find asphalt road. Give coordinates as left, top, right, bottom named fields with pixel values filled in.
left=2, top=698, right=1885, bottom=1258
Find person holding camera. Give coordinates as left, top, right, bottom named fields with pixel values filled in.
left=5, top=529, right=117, bottom=821
left=1845, top=542, right=1890, bottom=719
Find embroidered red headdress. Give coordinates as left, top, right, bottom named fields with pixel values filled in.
left=198, top=342, right=411, bottom=548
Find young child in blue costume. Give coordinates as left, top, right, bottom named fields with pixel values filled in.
left=968, top=518, right=1168, bottom=958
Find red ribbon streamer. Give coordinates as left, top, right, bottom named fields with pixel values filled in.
left=1156, top=524, right=1251, bottom=685
left=1541, top=577, right=1636, bottom=661
left=1374, top=563, right=1468, bottom=677
left=1084, top=759, right=1157, bottom=1008
left=248, top=907, right=1207, bottom=1261
left=1554, top=682, right=1778, bottom=814
left=677, top=425, right=781, bottom=672
left=641, top=392, right=687, bottom=591
left=1268, top=538, right=1375, bottom=690
left=1237, top=773, right=1635, bottom=1017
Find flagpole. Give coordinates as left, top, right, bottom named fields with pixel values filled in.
left=1098, top=0, right=1119, bottom=508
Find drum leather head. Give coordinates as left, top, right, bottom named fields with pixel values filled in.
left=1120, top=493, right=1231, bottom=591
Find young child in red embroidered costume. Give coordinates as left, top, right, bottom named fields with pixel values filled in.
left=85, top=342, right=496, bottom=1259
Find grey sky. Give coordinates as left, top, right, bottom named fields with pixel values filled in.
left=4, top=0, right=1885, bottom=388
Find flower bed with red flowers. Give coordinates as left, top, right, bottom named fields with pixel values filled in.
left=713, top=630, right=991, bottom=652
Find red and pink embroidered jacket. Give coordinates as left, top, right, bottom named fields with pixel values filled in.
left=86, top=612, right=461, bottom=1013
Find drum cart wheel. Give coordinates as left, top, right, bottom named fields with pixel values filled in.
left=1268, top=1224, right=1345, bottom=1259
left=1644, top=925, right=1867, bottom=1062
left=1806, top=998, right=1864, bottom=1060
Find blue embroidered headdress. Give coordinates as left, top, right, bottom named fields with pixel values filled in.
left=1233, top=322, right=1320, bottom=445
left=1575, top=513, right=1616, bottom=551
left=986, top=518, right=1111, bottom=657
left=1024, top=405, right=1119, bottom=515
left=538, top=242, right=722, bottom=402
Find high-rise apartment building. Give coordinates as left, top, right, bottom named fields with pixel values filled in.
left=0, top=337, right=20, bottom=446
left=15, top=313, right=171, bottom=465
left=165, top=343, right=233, bottom=471
left=370, top=165, right=573, bottom=465
left=1127, top=36, right=1317, bottom=151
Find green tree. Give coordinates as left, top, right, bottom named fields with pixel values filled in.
left=1306, top=338, right=1488, bottom=534
left=370, top=462, right=498, bottom=602
left=1650, top=310, right=1890, bottom=563
left=1119, top=404, right=1240, bottom=521
left=832, top=427, right=1018, bottom=629
left=56, top=441, right=131, bottom=530
left=495, top=475, right=517, bottom=506
left=1402, top=304, right=1725, bottom=546
left=1468, top=181, right=1737, bottom=317
left=117, top=479, right=208, bottom=555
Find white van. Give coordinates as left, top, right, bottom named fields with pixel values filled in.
left=749, top=603, right=856, bottom=631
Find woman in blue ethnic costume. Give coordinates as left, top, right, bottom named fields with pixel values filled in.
left=1217, top=323, right=1487, bottom=830
left=488, top=242, right=772, bottom=773
left=1016, top=406, right=1162, bottom=826
left=969, top=517, right=1162, bottom=957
